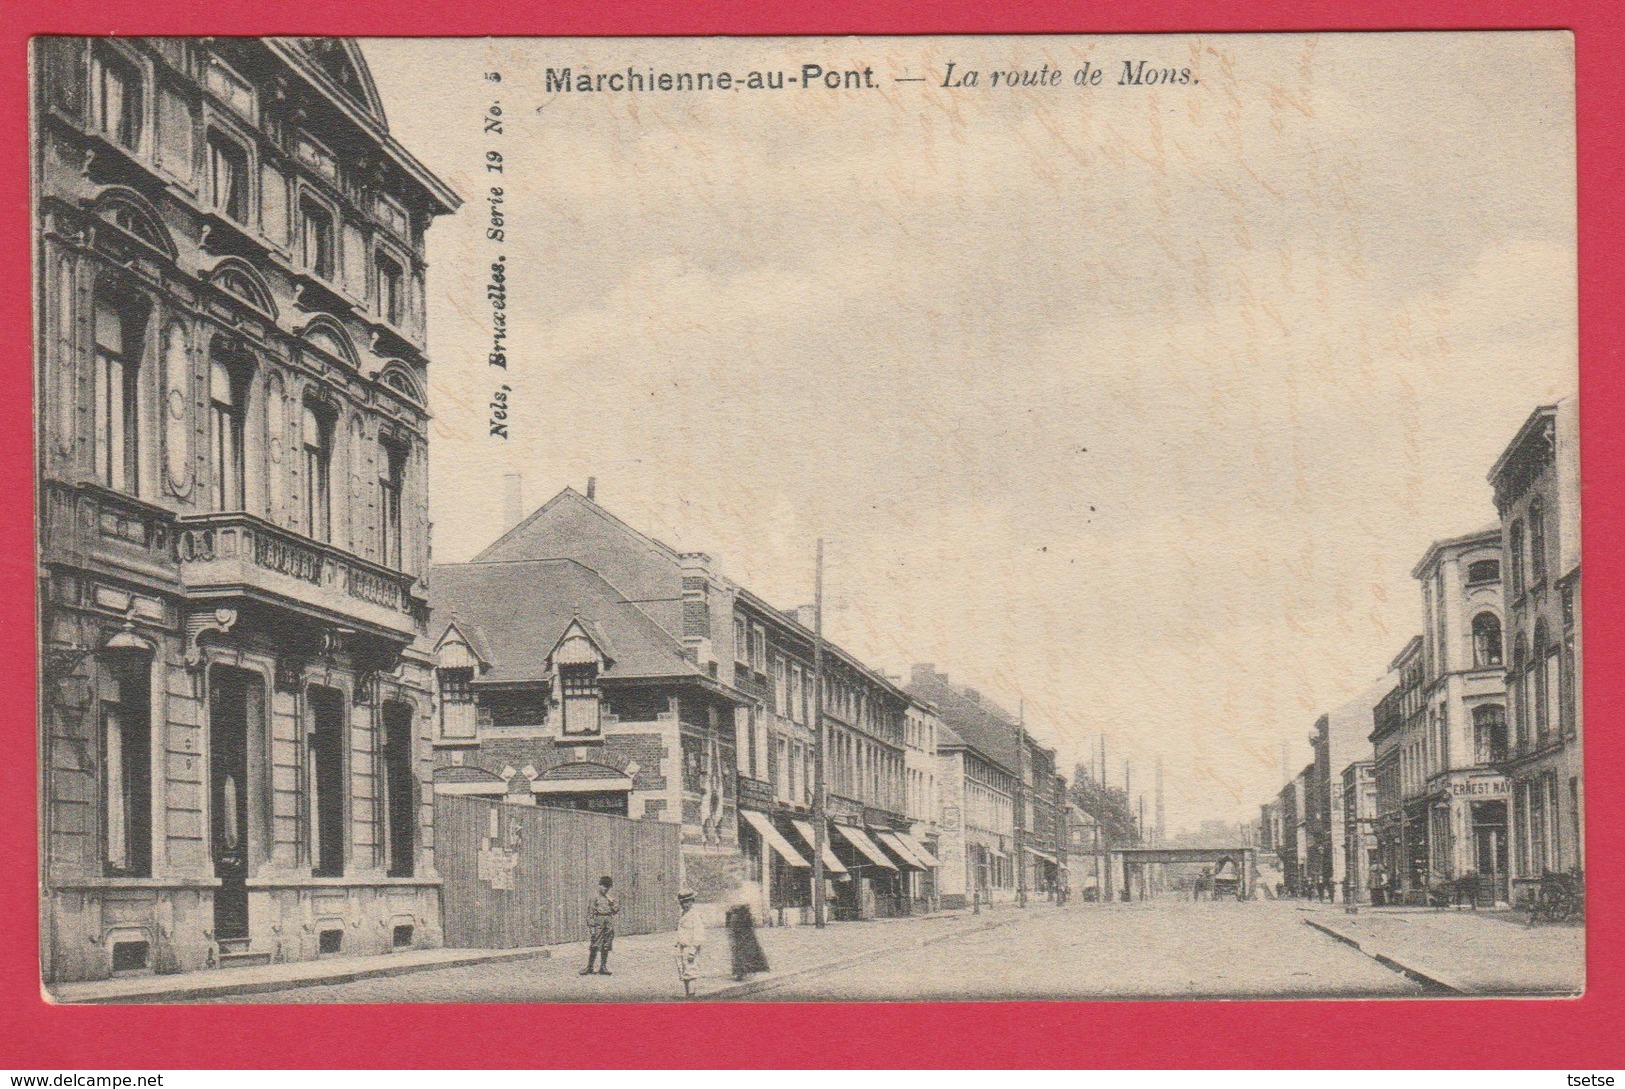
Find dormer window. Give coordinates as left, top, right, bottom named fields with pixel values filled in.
left=559, top=665, right=602, bottom=737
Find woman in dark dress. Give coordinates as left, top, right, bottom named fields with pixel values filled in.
left=725, top=902, right=770, bottom=981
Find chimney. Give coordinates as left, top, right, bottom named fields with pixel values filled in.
left=502, top=473, right=524, bottom=531
left=586, top=476, right=596, bottom=501
left=910, top=663, right=940, bottom=686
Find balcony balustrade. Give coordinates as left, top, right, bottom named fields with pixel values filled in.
left=175, top=511, right=420, bottom=641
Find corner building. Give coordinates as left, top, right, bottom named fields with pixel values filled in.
left=35, top=38, right=460, bottom=982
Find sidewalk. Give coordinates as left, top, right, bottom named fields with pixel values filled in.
left=1297, top=904, right=1584, bottom=996
left=48, top=946, right=551, bottom=1005
left=48, top=902, right=1032, bottom=1004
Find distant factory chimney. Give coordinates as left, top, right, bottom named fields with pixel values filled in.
left=586, top=476, right=597, bottom=501
left=503, top=473, right=524, bottom=531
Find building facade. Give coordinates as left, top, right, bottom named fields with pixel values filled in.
left=1490, top=401, right=1583, bottom=905
left=1372, top=636, right=1426, bottom=901
left=934, top=725, right=1017, bottom=908
left=910, top=666, right=1027, bottom=906
left=35, top=38, right=459, bottom=982
left=902, top=696, right=944, bottom=913
left=1340, top=760, right=1376, bottom=904
left=425, top=558, right=746, bottom=880
left=1411, top=526, right=1511, bottom=902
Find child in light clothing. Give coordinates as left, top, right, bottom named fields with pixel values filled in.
left=674, top=891, right=704, bottom=997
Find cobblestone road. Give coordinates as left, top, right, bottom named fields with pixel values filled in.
left=191, top=899, right=1430, bottom=1003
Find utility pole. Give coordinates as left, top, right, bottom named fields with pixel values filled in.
left=1014, top=698, right=1028, bottom=908
left=811, top=539, right=828, bottom=929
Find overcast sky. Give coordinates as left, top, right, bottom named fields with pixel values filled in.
left=364, top=33, right=1575, bottom=833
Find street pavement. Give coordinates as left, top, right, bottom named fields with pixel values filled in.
left=185, top=898, right=1439, bottom=1003
left=1296, top=903, right=1584, bottom=996
left=748, top=898, right=1424, bottom=1001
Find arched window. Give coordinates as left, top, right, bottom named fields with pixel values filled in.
left=93, top=286, right=149, bottom=495
left=1473, top=705, right=1507, bottom=766
left=302, top=401, right=334, bottom=543
left=209, top=342, right=252, bottom=512
left=1472, top=612, right=1503, bottom=669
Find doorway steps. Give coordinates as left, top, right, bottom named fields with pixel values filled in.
left=218, top=938, right=271, bottom=970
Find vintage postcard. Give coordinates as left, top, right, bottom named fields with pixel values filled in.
left=32, top=32, right=1580, bottom=1004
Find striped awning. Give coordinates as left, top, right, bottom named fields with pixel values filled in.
left=740, top=809, right=809, bottom=868
left=788, top=819, right=847, bottom=874
left=872, top=830, right=927, bottom=870
left=833, top=823, right=897, bottom=870
left=896, top=831, right=940, bottom=867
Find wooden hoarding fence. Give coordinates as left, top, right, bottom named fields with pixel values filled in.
left=437, top=794, right=680, bottom=948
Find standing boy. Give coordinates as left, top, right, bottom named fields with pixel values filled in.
left=581, top=875, right=619, bottom=976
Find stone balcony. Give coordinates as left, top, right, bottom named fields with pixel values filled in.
left=175, top=511, right=423, bottom=644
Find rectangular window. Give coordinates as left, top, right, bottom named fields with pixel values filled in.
left=207, top=131, right=249, bottom=222
left=90, top=48, right=143, bottom=152
left=382, top=702, right=415, bottom=877
left=210, top=355, right=245, bottom=511
left=743, top=707, right=758, bottom=778
left=734, top=617, right=749, bottom=664
left=379, top=440, right=406, bottom=569
left=100, top=655, right=152, bottom=877
left=376, top=253, right=405, bottom=326
left=1529, top=502, right=1548, bottom=588
left=1561, top=642, right=1577, bottom=737
left=308, top=686, right=346, bottom=878
left=94, top=297, right=143, bottom=495
left=375, top=193, right=410, bottom=239
left=749, top=626, right=767, bottom=673
left=1509, top=521, right=1526, bottom=598
left=1544, top=649, right=1562, bottom=746
left=437, top=668, right=476, bottom=740
left=299, top=197, right=335, bottom=280
left=559, top=665, right=601, bottom=736
left=301, top=404, right=332, bottom=543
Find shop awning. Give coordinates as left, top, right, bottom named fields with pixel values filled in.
left=1024, top=845, right=1059, bottom=866
left=896, top=831, right=940, bottom=867
left=788, top=818, right=847, bottom=874
left=833, top=823, right=898, bottom=870
left=740, top=809, right=809, bottom=868
left=873, top=830, right=927, bottom=870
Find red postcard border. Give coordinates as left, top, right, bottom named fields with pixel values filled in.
left=1, top=0, right=1620, bottom=1070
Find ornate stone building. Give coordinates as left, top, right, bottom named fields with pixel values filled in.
left=34, top=37, right=459, bottom=982
left=1490, top=400, right=1583, bottom=904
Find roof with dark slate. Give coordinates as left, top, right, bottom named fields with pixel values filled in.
left=909, top=675, right=1022, bottom=775
left=430, top=557, right=710, bottom=687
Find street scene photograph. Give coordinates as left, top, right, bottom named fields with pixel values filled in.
left=31, top=32, right=1581, bottom=1004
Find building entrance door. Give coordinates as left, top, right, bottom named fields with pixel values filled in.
left=209, top=668, right=253, bottom=942
left=1473, top=802, right=1509, bottom=905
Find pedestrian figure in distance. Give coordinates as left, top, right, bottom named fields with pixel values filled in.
left=725, top=885, right=770, bottom=982
left=674, top=890, right=703, bottom=998
left=581, top=875, right=619, bottom=976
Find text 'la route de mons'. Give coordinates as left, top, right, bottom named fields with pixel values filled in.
left=542, top=59, right=1194, bottom=95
